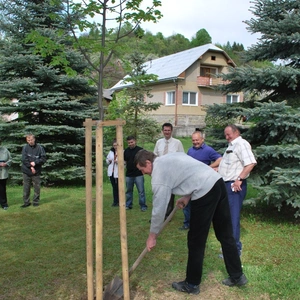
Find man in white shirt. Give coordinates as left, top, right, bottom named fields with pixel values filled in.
left=218, top=124, right=257, bottom=257
left=154, top=123, right=184, bottom=156
left=153, top=123, right=184, bottom=218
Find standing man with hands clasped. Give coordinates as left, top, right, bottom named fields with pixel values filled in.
left=153, top=123, right=184, bottom=218
left=218, top=124, right=257, bottom=257
left=134, top=150, right=247, bottom=295
left=21, top=134, right=46, bottom=208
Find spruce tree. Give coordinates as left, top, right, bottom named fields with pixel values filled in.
left=0, top=0, right=98, bottom=184
left=207, top=0, right=300, bottom=217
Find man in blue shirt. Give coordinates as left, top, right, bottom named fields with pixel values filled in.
left=180, top=130, right=222, bottom=230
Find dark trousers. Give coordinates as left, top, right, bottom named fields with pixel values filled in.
left=23, top=173, right=41, bottom=204
left=109, top=176, right=119, bottom=205
left=0, top=179, right=8, bottom=208
left=186, top=178, right=243, bottom=285
left=164, top=194, right=175, bottom=219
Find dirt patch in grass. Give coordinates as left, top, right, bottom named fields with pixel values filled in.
left=130, top=273, right=238, bottom=300
left=130, top=272, right=272, bottom=300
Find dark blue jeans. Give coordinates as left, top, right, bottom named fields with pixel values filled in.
left=224, top=180, right=247, bottom=255
left=125, top=175, right=147, bottom=209
left=183, top=200, right=191, bottom=227
left=186, top=178, right=243, bottom=285
left=23, top=173, right=41, bottom=204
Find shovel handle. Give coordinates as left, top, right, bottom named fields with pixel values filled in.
left=129, top=206, right=178, bottom=276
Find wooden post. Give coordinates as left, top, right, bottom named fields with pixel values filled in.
left=84, top=119, right=127, bottom=300
left=84, top=118, right=94, bottom=300
left=116, top=123, right=130, bottom=300
left=95, top=122, right=104, bottom=299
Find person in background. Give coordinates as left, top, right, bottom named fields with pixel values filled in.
left=153, top=122, right=184, bottom=218
left=21, top=134, right=47, bottom=208
left=134, top=150, right=247, bottom=295
left=153, top=123, right=184, bottom=156
left=218, top=124, right=257, bottom=257
left=0, top=139, right=12, bottom=210
left=179, top=130, right=222, bottom=230
left=106, top=139, right=119, bottom=207
left=124, top=136, right=147, bottom=211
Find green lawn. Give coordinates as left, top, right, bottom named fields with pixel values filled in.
left=1, top=181, right=299, bottom=300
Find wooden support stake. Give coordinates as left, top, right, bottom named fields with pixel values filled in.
left=95, top=123, right=104, bottom=299
left=116, top=124, right=130, bottom=300
left=84, top=118, right=94, bottom=300
left=84, top=119, right=127, bottom=300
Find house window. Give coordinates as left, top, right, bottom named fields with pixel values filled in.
left=166, top=91, right=175, bottom=105
left=182, top=92, right=197, bottom=105
left=211, top=56, right=216, bottom=61
left=226, top=94, right=239, bottom=103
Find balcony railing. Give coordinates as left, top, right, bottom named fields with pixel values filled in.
left=197, top=76, right=229, bottom=87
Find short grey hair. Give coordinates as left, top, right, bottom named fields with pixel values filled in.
left=192, top=130, right=205, bottom=139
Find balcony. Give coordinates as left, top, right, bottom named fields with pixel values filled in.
left=197, top=76, right=229, bottom=87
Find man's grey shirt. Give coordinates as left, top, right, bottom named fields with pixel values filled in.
left=150, top=152, right=221, bottom=234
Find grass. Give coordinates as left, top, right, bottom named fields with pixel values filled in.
left=1, top=180, right=299, bottom=300
left=0, top=138, right=298, bottom=299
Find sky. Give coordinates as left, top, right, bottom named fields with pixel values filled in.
left=140, top=0, right=260, bottom=49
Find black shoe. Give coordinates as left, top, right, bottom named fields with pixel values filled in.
left=33, top=203, right=39, bottom=207
left=111, top=203, right=119, bottom=207
left=126, top=206, right=132, bottom=210
left=222, top=274, right=248, bottom=287
left=178, top=225, right=189, bottom=230
left=172, top=280, right=200, bottom=295
left=21, top=203, right=31, bottom=208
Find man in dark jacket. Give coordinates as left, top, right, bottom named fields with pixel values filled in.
left=124, top=136, right=147, bottom=211
left=21, top=134, right=46, bottom=207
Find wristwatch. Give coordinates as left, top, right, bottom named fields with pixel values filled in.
left=237, top=177, right=244, bottom=181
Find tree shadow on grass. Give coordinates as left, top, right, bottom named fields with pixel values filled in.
left=242, top=201, right=299, bottom=225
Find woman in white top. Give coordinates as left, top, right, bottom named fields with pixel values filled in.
left=106, top=140, right=119, bottom=206
left=0, top=139, right=12, bottom=210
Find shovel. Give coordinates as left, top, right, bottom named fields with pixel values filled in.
left=103, top=206, right=178, bottom=300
